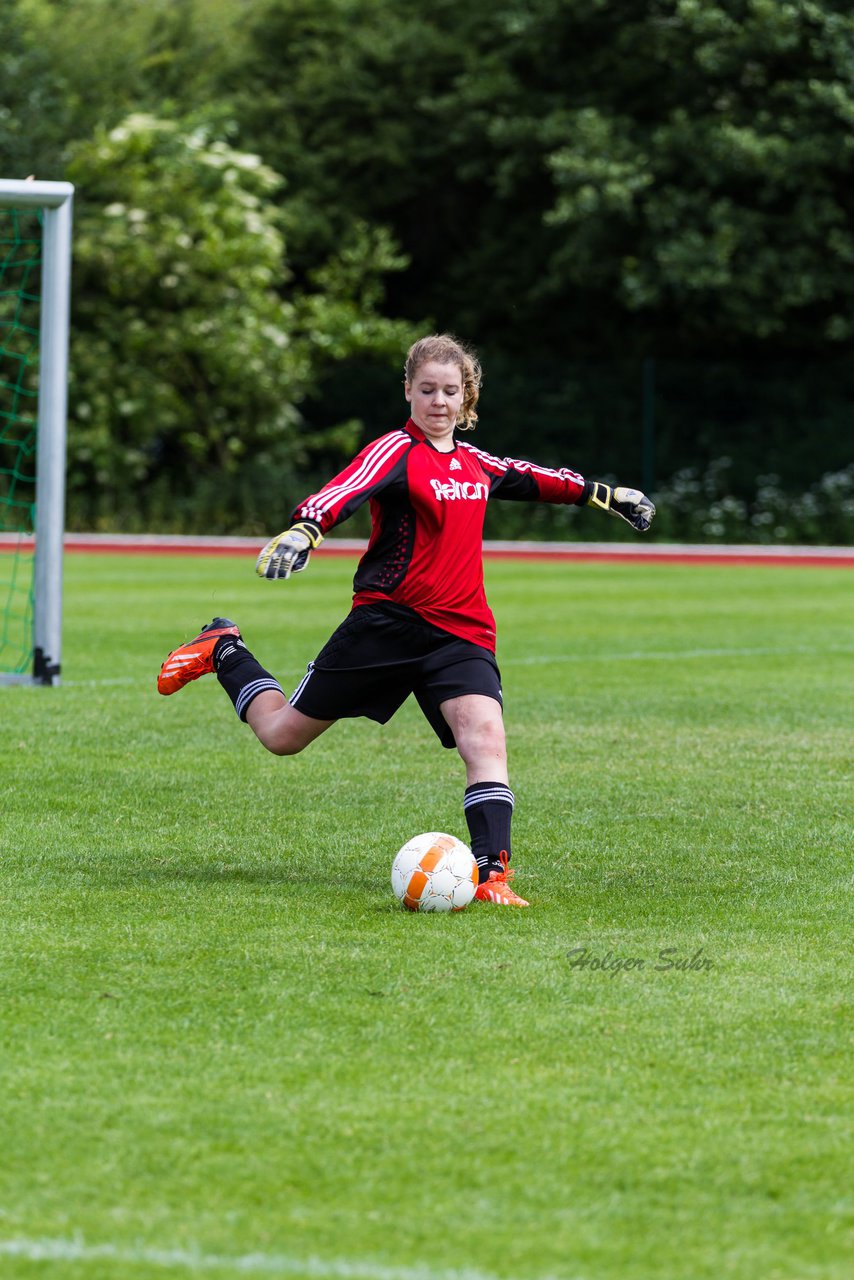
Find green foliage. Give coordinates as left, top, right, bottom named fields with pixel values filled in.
left=7, top=0, right=854, bottom=358
left=3, top=0, right=853, bottom=532
left=0, top=2, right=74, bottom=179
left=653, top=460, right=854, bottom=544
left=234, top=0, right=854, bottom=354
left=64, top=113, right=414, bottom=530
left=228, top=0, right=472, bottom=258
left=12, top=0, right=251, bottom=137
left=482, top=458, right=854, bottom=546
left=544, top=0, right=854, bottom=347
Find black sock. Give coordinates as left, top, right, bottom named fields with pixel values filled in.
left=464, top=781, right=514, bottom=884
left=213, top=636, right=284, bottom=722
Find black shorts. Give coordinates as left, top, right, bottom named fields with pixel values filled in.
left=288, top=602, right=502, bottom=749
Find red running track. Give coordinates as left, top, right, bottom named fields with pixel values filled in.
left=1, top=532, right=852, bottom=567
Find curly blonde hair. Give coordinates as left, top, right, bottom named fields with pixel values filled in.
left=404, top=333, right=482, bottom=431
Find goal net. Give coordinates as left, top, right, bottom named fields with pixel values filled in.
left=0, top=179, right=73, bottom=685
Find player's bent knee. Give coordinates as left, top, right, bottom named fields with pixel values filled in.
left=251, top=704, right=334, bottom=757
left=262, top=732, right=308, bottom=757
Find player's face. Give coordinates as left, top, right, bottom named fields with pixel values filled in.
left=405, top=361, right=464, bottom=447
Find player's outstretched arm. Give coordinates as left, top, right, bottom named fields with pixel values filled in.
left=583, top=481, right=655, bottom=532
left=256, top=520, right=324, bottom=580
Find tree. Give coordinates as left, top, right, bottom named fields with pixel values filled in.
left=541, top=0, right=854, bottom=348
left=65, top=113, right=413, bottom=530
left=0, top=2, right=73, bottom=180
left=230, top=0, right=854, bottom=354
left=1, top=0, right=256, bottom=184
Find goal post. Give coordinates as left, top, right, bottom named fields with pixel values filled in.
left=0, top=178, right=73, bottom=686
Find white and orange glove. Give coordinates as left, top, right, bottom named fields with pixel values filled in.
left=255, top=521, right=324, bottom=580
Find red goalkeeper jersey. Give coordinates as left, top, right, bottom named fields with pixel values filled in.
left=292, top=419, right=587, bottom=652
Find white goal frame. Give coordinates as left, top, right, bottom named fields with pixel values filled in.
left=0, top=178, right=74, bottom=685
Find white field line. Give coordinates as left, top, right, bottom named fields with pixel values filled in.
left=10, top=644, right=850, bottom=691
left=6, top=646, right=851, bottom=693
left=504, top=643, right=854, bottom=667
left=0, top=1236, right=577, bottom=1280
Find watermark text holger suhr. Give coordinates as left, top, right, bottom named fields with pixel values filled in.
left=566, top=946, right=714, bottom=976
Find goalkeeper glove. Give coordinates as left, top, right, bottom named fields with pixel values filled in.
left=584, top=481, right=656, bottom=532
left=256, top=521, right=324, bottom=580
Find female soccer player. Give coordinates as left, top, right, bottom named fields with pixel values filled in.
left=158, top=333, right=655, bottom=906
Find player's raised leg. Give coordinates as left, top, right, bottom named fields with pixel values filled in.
left=157, top=618, right=334, bottom=756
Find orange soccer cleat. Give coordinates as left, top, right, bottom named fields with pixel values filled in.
left=157, top=617, right=241, bottom=695
left=473, top=852, right=530, bottom=907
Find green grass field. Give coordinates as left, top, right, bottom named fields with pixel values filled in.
left=1, top=552, right=851, bottom=1280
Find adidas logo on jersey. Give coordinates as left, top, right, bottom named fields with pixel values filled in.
left=449, top=457, right=462, bottom=471
left=430, top=477, right=489, bottom=502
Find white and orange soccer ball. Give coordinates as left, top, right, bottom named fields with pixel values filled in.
left=391, top=833, right=478, bottom=913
